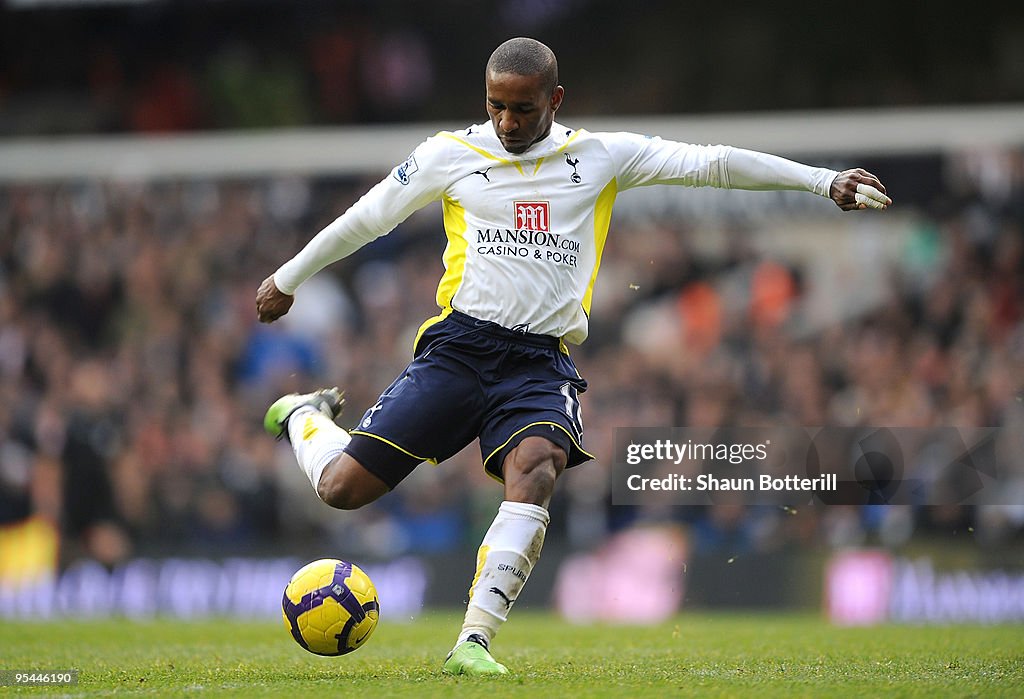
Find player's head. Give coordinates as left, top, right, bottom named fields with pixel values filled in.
left=485, top=38, right=563, bottom=154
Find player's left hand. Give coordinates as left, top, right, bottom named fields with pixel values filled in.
left=256, top=274, right=294, bottom=323
left=830, top=168, right=892, bottom=211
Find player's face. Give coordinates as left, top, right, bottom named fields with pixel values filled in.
left=485, top=71, right=564, bottom=154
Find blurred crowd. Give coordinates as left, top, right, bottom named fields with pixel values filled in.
left=2, top=2, right=1023, bottom=135
left=0, top=147, right=1022, bottom=570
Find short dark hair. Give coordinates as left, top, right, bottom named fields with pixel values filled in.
left=486, top=37, right=558, bottom=94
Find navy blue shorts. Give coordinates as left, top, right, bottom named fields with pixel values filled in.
left=344, top=311, right=594, bottom=489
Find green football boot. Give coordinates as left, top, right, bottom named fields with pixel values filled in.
left=263, top=387, right=344, bottom=441
left=442, top=635, right=509, bottom=676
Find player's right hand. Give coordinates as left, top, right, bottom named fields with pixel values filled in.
left=829, top=168, right=891, bottom=211
left=256, top=274, right=294, bottom=323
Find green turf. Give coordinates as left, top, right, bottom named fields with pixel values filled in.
left=1, top=612, right=1022, bottom=697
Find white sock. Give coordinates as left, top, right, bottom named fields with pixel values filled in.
left=287, top=406, right=351, bottom=497
left=456, top=501, right=550, bottom=649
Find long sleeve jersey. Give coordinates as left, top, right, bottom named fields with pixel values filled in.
left=274, top=120, right=838, bottom=345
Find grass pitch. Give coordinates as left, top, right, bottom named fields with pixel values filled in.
left=2, top=612, right=1022, bottom=697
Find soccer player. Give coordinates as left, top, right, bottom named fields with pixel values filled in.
left=257, top=37, right=891, bottom=675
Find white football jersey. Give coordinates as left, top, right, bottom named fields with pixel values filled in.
left=274, top=120, right=837, bottom=345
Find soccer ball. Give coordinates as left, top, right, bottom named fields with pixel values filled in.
left=281, top=558, right=380, bottom=656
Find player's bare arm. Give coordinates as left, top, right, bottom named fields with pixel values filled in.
left=256, top=274, right=294, bottom=323
left=829, top=168, right=892, bottom=211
